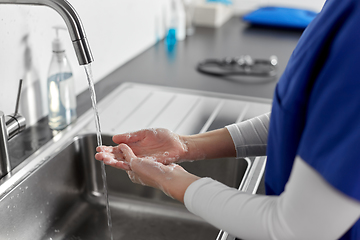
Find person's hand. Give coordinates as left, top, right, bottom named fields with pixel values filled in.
left=95, top=145, right=132, bottom=170
left=96, top=143, right=200, bottom=202
left=109, top=128, right=189, bottom=165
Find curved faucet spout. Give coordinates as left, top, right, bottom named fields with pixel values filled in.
left=0, top=0, right=94, bottom=65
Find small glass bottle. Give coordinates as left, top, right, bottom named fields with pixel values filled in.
left=47, top=26, right=77, bottom=130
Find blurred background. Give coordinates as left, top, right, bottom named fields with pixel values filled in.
left=0, top=0, right=325, bottom=127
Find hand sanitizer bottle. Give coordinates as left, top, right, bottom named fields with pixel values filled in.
left=47, top=26, right=77, bottom=130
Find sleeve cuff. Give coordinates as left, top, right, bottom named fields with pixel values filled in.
left=225, top=124, right=244, bottom=158
left=184, top=177, right=215, bottom=214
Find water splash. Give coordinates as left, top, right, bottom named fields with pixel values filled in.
left=84, top=64, right=113, bottom=240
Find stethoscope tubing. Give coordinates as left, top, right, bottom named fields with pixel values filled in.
left=196, top=56, right=278, bottom=77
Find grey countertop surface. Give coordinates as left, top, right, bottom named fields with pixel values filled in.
left=9, top=17, right=302, bottom=170
left=77, top=17, right=302, bottom=116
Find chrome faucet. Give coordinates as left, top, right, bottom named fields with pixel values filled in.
left=0, top=81, right=26, bottom=179
left=0, top=0, right=94, bottom=65
left=0, top=0, right=93, bottom=178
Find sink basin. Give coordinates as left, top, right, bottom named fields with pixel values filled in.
left=1, top=134, right=250, bottom=240
left=0, top=83, right=271, bottom=240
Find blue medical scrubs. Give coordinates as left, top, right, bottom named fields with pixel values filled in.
left=266, top=0, right=360, bottom=238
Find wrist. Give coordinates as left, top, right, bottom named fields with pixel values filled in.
left=161, top=165, right=200, bottom=203
left=179, top=135, right=206, bottom=161
left=179, top=128, right=236, bottom=161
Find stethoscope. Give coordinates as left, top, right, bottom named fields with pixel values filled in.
left=197, top=55, right=278, bottom=81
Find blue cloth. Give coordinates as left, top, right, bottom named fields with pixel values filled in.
left=266, top=0, right=360, bottom=238
left=243, top=6, right=317, bottom=29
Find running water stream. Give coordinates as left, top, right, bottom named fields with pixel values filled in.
left=84, top=64, right=114, bottom=240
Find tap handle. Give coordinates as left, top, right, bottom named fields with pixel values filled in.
left=14, top=79, right=23, bottom=115
left=6, top=79, right=26, bottom=139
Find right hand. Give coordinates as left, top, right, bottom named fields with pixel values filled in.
left=110, top=128, right=189, bottom=165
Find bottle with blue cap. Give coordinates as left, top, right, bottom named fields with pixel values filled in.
left=47, top=26, right=77, bottom=130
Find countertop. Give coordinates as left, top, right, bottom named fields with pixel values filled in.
left=77, top=17, right=302, bottom=114
left=8, top=17, right=302, bottom=170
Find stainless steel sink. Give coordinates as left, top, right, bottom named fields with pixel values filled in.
left=0, top=83, right=271, bottom=240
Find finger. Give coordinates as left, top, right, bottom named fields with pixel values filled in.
left=95, top=152, right=116, bottom=161
left=96, top=145, right=114, bottom=153
left=96, top=152, right=131, bottom=171
left=112, top=130, right=144, bottom=144
left=95, top=152, right=116, bottom=162
left=95, top=152, right=105, bottom=161
left=96, top=146, right=126, bottom=161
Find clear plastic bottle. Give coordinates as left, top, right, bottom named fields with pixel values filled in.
left=47, top=26, right=77, bottom=130
left=166, top=0, right=186, bottom=44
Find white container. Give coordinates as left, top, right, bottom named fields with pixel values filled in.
left=193, top=1, right=233, bottom=27
left=175, top=0, right=186, bottom=40
left=47, top=26, right=77, bottom=130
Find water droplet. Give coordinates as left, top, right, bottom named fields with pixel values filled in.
left=40, top=211, right=43, bottom=214
left=25, top=186, right=29, bottom=189
left=7, top=205, right=10, bottom=209
left=46, top=201, right=49, bottom=205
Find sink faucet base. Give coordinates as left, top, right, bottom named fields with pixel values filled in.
left=0, top=112, right=11, bottom=178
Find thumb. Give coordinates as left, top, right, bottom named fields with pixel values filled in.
left=118, top=143, right=137, bottom=164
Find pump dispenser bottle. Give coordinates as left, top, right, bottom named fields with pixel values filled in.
left=47, top=26, right=77, bottom=130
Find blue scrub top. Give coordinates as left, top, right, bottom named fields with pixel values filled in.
left=266, top=0, right=360, bottom=238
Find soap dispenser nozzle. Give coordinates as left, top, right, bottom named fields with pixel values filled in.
left=52, top=26, right=67, bottom=53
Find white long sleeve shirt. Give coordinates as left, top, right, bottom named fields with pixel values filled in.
left=184, top=115, right=360, bottom=240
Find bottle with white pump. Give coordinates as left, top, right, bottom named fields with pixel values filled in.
left=47, top=26, right=77, bottom=130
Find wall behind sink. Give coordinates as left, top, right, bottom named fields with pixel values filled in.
left=0, top=0, right=169, bottom=126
